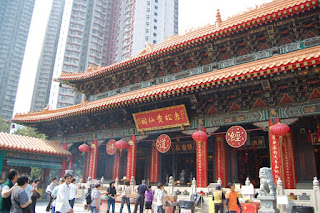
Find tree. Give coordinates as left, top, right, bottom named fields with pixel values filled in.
left=13, top=126, right=46, bottom=139
left=0, top=117, right=10, bottom=133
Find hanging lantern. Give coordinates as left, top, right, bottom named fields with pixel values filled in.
left=78, top=143, right=90, bottom=152
left=115, top=140, right=128, bottom=152
left=192, top=130, right=208, bottom=142
left=270, top=123, right=290, bottom=136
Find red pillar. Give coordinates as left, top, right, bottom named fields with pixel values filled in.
left=280, top=129, right=297, bottom=189
left=88, top=139, right=98, bottom=179
left=83, top=152, right=90, bottom=182
left=113, top=150, right=121, bottom=180
left=60, top=143, right=68, bottom=177
left=68, top=155, right=73, bottom=170
left=215, top=135, right=228, bottom=187
left=150, top=142, right=160, bottom=183
left=126, top=135, right=137, bottom=179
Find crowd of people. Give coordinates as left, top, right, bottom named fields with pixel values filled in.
left=0, top=169, right=77, bottom=213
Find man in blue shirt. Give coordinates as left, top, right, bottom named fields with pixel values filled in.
left=133, top=180, right=148, bottom=213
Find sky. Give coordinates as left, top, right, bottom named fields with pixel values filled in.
left=14, top=0, right=273, bottom=114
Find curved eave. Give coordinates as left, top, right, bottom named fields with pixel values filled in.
left=12, top=46, right=320, bottom=124
left=57, top=0, right=319, bottom=84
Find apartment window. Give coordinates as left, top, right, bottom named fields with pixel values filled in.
left=145, top=36, right=149, bottom=41
left=155, top=5, right=158, bottom=9
left=153, top=40, right=156, bottom=44
left=154, top=12, right=158, bottom=16
left=147, top=1, right=150, bottom=5
left=153, top=33, right=157, bottom=37
left=154, top=19, right=157, bottom=23
left=146, top=29, right=149, bottom=33
left=155, top=0, right=158, bottom=3
left=154, top=26, right=157, bottom=30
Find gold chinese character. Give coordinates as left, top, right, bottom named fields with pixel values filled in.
left=187, top=144, right=194, bottom=150
left=182, top=144, right=187, bottom=151
left=175, top=145, right=181, bottom=151
left=174, top=112, right=181, bottom=120
left=157, top=114, right=163, bottom=123
left=165, top=114, right=173, bottom=121
left=148, top=117, right=155, bottom=123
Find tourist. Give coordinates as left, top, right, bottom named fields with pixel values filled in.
left=30, top=179, right=40, bottom=213
left=68, top=178, right=77, bottom=209
left=155, top=183, right=166, bottom=213
left=46, top=177, right=57, bottom=212
left=144, top=185, right=154, bottom=213
left=51, top=178, right=64, bottom=213
left=85, top=177, right=93, bottom=210
left=0, top=169, right=19, bottom=213
left=10, top=175, right=32, bottom=213
left=225, top=183, right=242, bottom=213
left=212, top=185, right=225, bottom=213
left=24, top=177, right=33, bottom=201
left=55, top=174, right=73, bottom=213
left=119, top=181, right=131, bottom=213
left=133, top=180, right=147, bottom=213
left=106, top=181, right=116, bottom=213
left=90, top=184, right=101, bottom=213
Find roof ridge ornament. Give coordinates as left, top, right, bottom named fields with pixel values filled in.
left=216, top=9, right=222, bottom=29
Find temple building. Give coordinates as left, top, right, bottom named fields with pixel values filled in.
left=12, top=0, right=320, bottom=189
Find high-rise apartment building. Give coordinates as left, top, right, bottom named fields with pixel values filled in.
left=49, top=0, right=178, bottom=109
left=30, top=0, right=66, bottom=112
left=0, top=0, right=36, bottom=119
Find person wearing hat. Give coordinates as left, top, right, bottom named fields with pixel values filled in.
left=212, top=185, right=225, bottom=213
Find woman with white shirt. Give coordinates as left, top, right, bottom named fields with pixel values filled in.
left=119, top=181, right=131, bottom=213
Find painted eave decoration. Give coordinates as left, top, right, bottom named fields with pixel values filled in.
left=57, top=0, right=319, bottom=83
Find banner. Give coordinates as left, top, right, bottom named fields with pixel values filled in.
left=196, top=139, right=208, bottom=187
left=215, top=135, right=228, bottom=187
left=226, top=126, right=247, bottom=148
left=112, top=150, right=121, bottom=180
left=133, top=105, right=189, bottom=131
left=269, top=131, right=284, bottom=185
left=126, top=136, right=137, bottom=179
left=150, top=142, right=160, bottom=183
left=156, top=134, right=171, bottom=153
left=88, top=140, right=98, bottom=179
left=280, top=131, right=297, bottom=189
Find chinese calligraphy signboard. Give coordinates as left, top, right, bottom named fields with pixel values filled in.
left=215, top=135, right=228, bottom=186
left=133, top=105, right=190, bottom=132
left=225, top=126, right=247, bottom=148
left=156, top=134, right=171, bottom=153
left=171, top=142, right=195, bottom=153
left=106, top=139, right=117, bottom=155
left=280, top=131, right=296, bottom=189
left=269, top=131, right=284, bottom=184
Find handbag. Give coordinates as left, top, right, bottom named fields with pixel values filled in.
left=32, top=191, right=41, bottom=199
left=14, top=198, right=31, bottom=213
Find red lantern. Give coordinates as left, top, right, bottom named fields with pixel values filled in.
left=78, top=143, right=90, bottom=152
left=192, top=130, right=208, bottom=142
left=115, top=140, right=128, bottom=151
left=270, top=123, right=290, bottom=136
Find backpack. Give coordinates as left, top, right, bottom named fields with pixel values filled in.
left=85, top=192, right=92, bottom=204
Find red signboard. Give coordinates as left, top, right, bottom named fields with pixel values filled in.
left=133, top=105, right=189, bottom=132
left=106, top=139, right=117, bottom=155
left=156, top=134, right=171, bottom=153
left=225, top=126, right=247, bottom=148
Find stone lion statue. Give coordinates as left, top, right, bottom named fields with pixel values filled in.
left=258, top=167, right=276, bottom=196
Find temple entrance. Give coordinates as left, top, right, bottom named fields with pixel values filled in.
left=161, top=152, right=196, bottom=185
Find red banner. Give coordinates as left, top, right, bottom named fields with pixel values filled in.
left=133, top=105, right=190, bottom=131
left=269, top=131, right=284, bottom=184
left=126, top=136, right=137, bottom=179
left=226, top=126, right=247, bottom=148
left=88, top=140, right=98, bottom=179
left=106, top=139, right=117, bottom=155
left=112, top=150, right=121, bottom=180
left=150, top=142, right=160, bottom=183
left=196, top=139, right=208, bottom=187
left=215, top=135, right=228, bottom=187
left=280, top=131, right=297, bottom=189
left=156, top=134, right=171, bottom=153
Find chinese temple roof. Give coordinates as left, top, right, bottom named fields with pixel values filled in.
left=57, top=0, right=318, bottom=83
left=12, top=46, right=320, bottom=123
left=0, top=132, right=71, bottom=156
